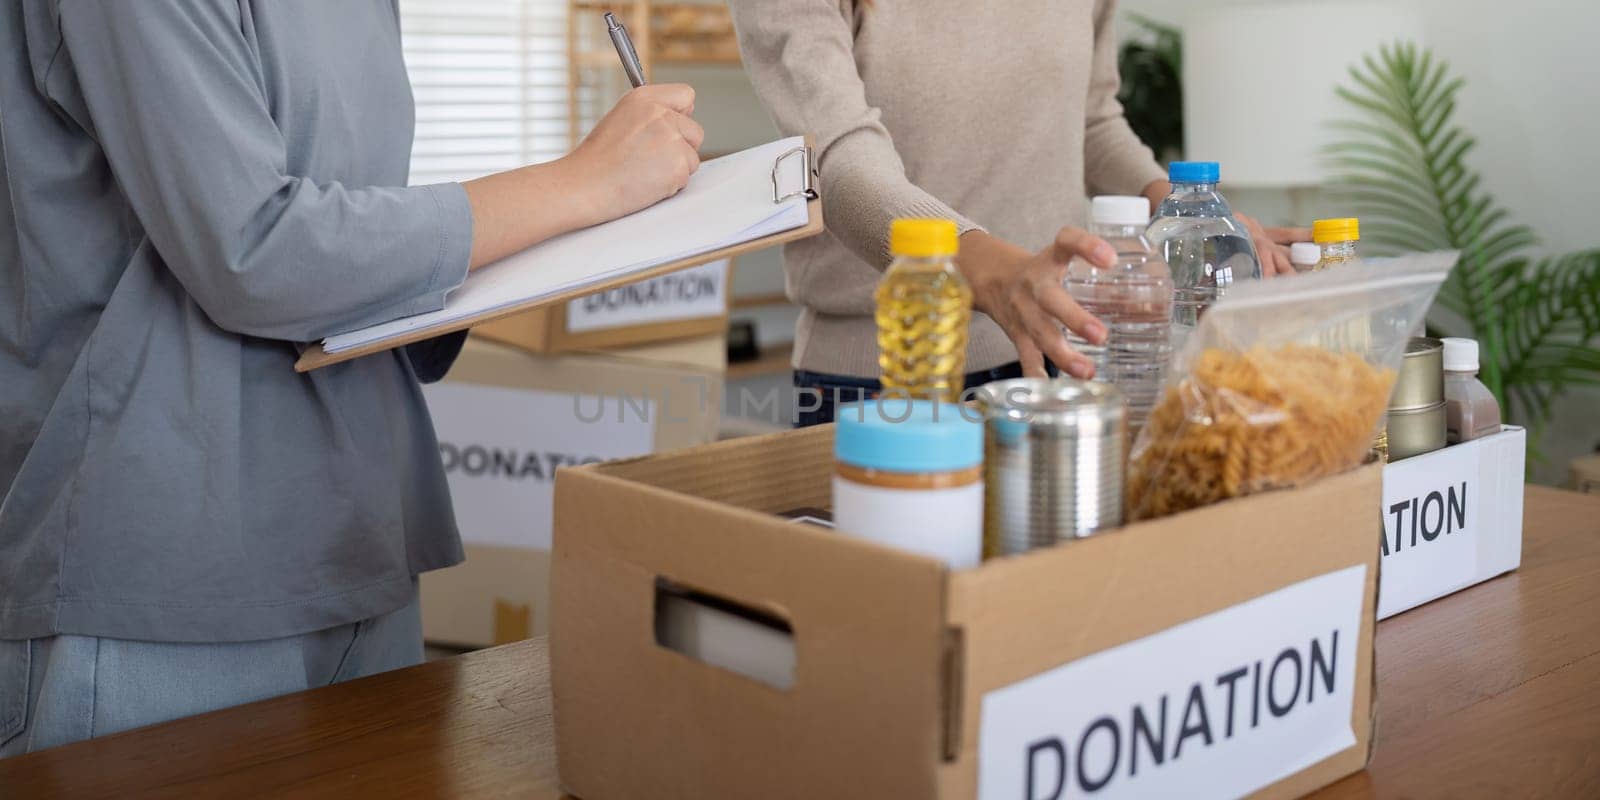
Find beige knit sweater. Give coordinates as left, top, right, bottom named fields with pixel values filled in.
left=729, top=0, right=1166, bottom=376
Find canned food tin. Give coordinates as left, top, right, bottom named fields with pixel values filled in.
left=1387, top=400, right=1447, bottom=460
left=1392, top=337, right=1444, bottom=410
left=974, top=378, right=1127, bottom=558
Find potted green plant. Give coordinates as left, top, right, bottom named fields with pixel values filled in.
left=1326, top=42, right=1600, bottom=452
left=1117, top=13, right=1184, bottom=163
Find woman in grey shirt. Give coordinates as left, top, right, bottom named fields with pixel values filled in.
left=0, top=0, right=702, bottom=754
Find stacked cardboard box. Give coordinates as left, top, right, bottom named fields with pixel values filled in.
left=419, top=334, right=724, bottom=647
left=1571, top=454, right=1600, bottom=495
left=474, top=258, right=731, bottom=354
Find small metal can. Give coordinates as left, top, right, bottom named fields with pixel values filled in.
left=1392, top=337, right=1445, bottom=409
left=974, top=378, right=1127, bottom=558
left=1387, top=400, right=1447, bottom=460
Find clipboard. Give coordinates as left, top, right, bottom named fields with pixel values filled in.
left=295, top=137, right=823, bottom=372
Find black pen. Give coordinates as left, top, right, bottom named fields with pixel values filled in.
left=604, top=12, right=647, bottom=88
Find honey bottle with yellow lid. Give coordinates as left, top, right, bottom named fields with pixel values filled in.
left=1312, top=218, right=1360, bottom=270
left=1312, top=217, right=1386, bottom=456
left=876, top=218, right=973, bottom=402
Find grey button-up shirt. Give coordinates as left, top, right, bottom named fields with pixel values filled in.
left=1, top=0, right=474, bottom=642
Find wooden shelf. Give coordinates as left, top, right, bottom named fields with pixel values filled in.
left=570, top=1, right=740, bottom=68
left=726, top=342, right=794, bottom=380
left=572, top=51, right=625, bottom=69
left=656, top=50, right=742, bottom=66
left=567, top=0, right=743, bottom=145
left=578, top=48, right=740, bottom=68
left=730, top=292, right=791, bottom=310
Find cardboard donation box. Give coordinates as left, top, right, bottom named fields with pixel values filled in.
left=552, top=426, right=1381, bottom=800
left=420, top=335, right=723, bottom=648
left=1377, top=426, right=1527, bottom=619
left=474, top=258, right=732, bottom=354
left=1572, top=453, right=1600, bottom=495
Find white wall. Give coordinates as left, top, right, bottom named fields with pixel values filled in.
left=1118, top=0, right=1600, bottom=481
left=1121, top=0, right=1599, bottom=251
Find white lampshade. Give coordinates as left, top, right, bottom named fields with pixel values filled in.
left=1183, top=2, right=1423, bottom=188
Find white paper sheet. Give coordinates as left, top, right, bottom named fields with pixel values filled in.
left=422, top=382, right=655, bottom=550
left=1377, top=445, right=1479, bottom=617
left=978, top=565, right=1367, bottom=800
left=563, top=259, right=728, bottom=334
left=1376, top=427, right=1527, bottom=619
left=322, top=137, right=809, bottom=353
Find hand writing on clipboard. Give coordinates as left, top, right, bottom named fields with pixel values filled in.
left=571, top=12, right=704, bottom=222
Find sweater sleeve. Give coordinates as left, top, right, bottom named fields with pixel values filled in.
left=49, top=0, right=473, bottom=343
left=1082, top=0, right=1168, bottom=197
left=728, top=0, right=983, bottom=271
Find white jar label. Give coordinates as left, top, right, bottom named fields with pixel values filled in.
left=831, top=476, right=983, bottom=569
left=978, top=565, right=1367, bottom=800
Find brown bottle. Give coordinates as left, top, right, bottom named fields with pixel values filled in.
left=1442, top=338, right=1501, bottom=443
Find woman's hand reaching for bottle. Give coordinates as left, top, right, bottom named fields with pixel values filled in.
left=957, top=228, right=1114, bottom=380
left=1237, top=213, right=1312, bottom=277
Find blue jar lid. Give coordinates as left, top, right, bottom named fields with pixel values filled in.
left=1168, top=161, right=1220, bottom=183
left=835, top=400, right=983, bottom=473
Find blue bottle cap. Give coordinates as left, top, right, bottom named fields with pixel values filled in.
left=1168, top=161, right=1221, bottom=184
left=834, top=400, right=983, bottom=473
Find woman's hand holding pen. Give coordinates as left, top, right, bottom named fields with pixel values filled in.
left=569, top=83, right=705, bottom=222
left=461, top=83, right=703, bottom=270
left=957, top=229, right=1112, bottom=380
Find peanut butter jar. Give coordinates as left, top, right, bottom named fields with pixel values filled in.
left=832, top=399, right=984, bottom=569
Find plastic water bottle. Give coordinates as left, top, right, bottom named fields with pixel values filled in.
left=1146, top=161, right=1261, bottom=347
left=1065, top=196, right=1173, bottom=434
left=1442, top=337, right=1501, bottom=444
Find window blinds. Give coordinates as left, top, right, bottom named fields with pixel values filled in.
left=399, top=0, right=571, bottom=186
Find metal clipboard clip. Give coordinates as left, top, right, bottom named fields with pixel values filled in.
left=771, top=145, right=819, bottom=204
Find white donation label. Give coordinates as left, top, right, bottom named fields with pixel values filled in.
left=424, top=383, right=655, bottom=550
left=565, top=259, right=727, bottom=333
left=1377, top=444, right=1481, bottom=617
left=978, top=565, right=1367, bottom=800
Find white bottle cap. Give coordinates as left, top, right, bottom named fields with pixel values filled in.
left=1290, top=242, right=1322, bottom=266
left=1091, top=195, right=1151, bottom=227
left=1442, top=337, right=1479, bottom=372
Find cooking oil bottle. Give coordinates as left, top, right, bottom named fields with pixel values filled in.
left=876, top=218, right=972, bottom=402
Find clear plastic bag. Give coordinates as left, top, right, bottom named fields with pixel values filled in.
left=1127, top=251, right=1457, bottom=521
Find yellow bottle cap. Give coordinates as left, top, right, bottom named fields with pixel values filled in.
left=1313, top=218, right=1360, bottom=244
left=890, top=218, right=960, bottom=258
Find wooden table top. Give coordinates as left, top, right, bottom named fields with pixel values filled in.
left=3, top=486, right=1597, bottom=799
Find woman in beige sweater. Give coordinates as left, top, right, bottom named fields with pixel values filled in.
left=730, top=0, right=1298, bottom=425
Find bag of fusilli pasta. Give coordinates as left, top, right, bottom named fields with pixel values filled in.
left=1128, top=251, right=1457, bottom=521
